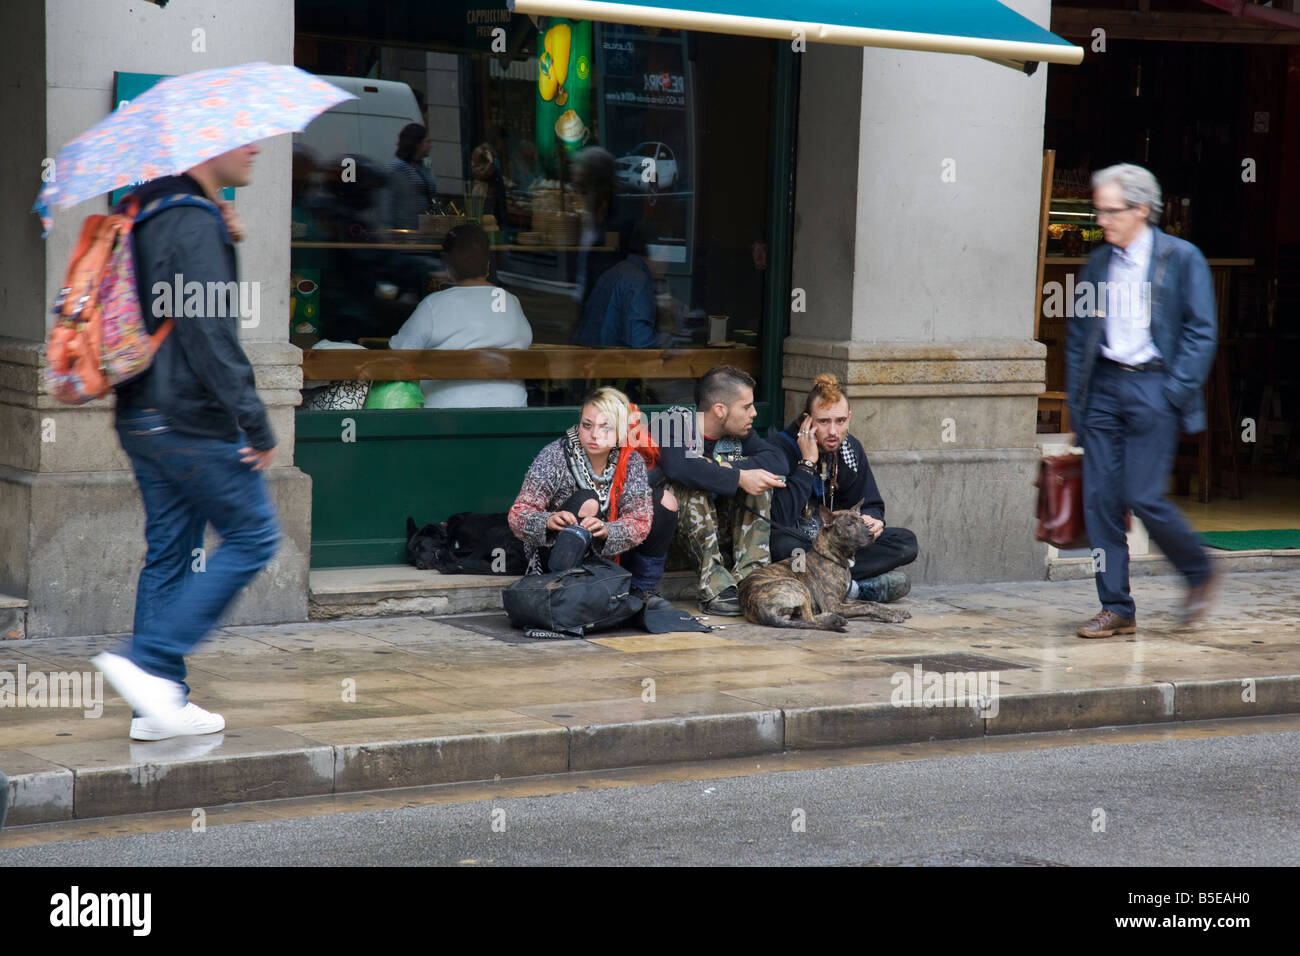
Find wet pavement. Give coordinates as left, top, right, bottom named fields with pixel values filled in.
left=5, top=716, right=1297, bottom=865
left=2, top=568, right=1297, bottom=826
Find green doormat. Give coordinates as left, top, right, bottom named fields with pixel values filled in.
left=1200, top=529, right=1300, bottom=551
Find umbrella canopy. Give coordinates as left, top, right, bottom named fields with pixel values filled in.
left=34, top=62, right=355, bottom=232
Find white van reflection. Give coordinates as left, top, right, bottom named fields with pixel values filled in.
left=294, top=76, right=423, bottom=175
left=615, top=142, right=678, bottom=193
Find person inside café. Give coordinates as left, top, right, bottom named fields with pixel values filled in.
left=385, top=123, right=436, bottom=230
left=388, top=223, right=532, bottom=408
left=571, top=146, right=622, bottom=308
left=572, top=222, right=666, bottom=348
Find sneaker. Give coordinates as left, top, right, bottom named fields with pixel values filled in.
left=92, top=652, right=184, bottom=721
left=855, top=572, right=911, bottom=603
left=700, top=585, right=741, bottom=617
left=129, top=702, right=226, bottom=741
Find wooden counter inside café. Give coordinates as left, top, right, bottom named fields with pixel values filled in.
left=300, top=344, right=760, bottom=382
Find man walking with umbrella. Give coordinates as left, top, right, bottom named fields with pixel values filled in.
left=34, top=64, right=354, bottom=740
left=94, top=141, right=281, bottom=740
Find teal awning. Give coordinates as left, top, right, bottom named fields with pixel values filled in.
left=509, top=0, right=1083, bottom=70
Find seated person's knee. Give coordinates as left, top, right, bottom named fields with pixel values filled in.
left=559, top=489, right=600, bottom=517
left=769, top=531, right=800, bottom=564
left=896, top=528, right=919, bottom=564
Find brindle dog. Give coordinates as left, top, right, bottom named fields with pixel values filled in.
left=738, top=505, right=911, bottom=632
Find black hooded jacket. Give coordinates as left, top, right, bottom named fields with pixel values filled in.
left=114, top=174, right=275, bottom=451
left=656, top=405, right=787, bottom=496
left=769, top=417, right=886, bottom=528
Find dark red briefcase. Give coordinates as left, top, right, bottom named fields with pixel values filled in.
left=1034, top=453, right=1131, bottom=550
left=1035, top=453, right=1089, bottom=550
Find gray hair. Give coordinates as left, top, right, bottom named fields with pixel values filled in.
left=1091, top=163, right=1163, bottom=223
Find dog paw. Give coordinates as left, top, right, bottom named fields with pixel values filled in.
left=882, top=608, right=911, bottom=623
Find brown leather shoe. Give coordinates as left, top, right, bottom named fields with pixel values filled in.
left=1181, top=563, right=1222, bottom=625
left=1077, top=609, right=1137, bottom=639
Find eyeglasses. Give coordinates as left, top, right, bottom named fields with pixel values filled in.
left=1092, top=204, right=1138, bottom=220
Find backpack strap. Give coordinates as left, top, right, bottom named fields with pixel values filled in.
left=133, top=193, right=231, bottom=244
left=126, top=193, right=231, bottom=348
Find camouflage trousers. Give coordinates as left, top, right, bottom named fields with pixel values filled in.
left=666, top=482, right=772, bottom=602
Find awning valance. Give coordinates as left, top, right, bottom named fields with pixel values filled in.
left=508, top=0, right=1083, bottom=71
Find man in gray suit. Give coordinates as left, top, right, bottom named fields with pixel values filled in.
left=1066, top=163, right=1220, bottom=638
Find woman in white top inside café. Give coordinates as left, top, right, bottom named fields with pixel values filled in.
left=388, top=222, right=533, bottom=408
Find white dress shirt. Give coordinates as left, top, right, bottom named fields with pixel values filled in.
left=1099, top=224, right=1160, bottom=366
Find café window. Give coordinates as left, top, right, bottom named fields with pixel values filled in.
left=292, top=4, right=777, bottom=410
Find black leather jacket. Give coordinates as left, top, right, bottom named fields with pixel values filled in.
left=114, top=174, right=275, bottom=451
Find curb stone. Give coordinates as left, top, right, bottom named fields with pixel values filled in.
left=5, top=674, right=1299, bottom=827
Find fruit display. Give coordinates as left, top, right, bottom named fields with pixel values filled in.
left=538, top=23, right=571, bottom=104
left=1046, top=195, right=1100, bottom=256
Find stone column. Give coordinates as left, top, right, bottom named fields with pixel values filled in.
left=786, top=1, right=1052, bottom=584
left=0, top=0, right=310, bottom=638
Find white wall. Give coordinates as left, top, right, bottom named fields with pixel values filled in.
left=40, top=0, right=295, bottom=345
left=850, top=0, right=1052, bottom=343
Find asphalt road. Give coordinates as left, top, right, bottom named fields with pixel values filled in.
left=3, top=724, right=1297, bottom=867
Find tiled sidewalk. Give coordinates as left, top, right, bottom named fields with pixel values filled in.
left=2, top=569, right=1297, bottom=826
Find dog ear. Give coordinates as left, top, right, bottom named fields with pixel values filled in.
left=406, top=517, right=417, bottom=539
left=817, top=504, right=833, bottom=527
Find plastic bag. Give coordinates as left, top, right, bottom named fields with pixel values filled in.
left=363, top=381, right=425, bottom=409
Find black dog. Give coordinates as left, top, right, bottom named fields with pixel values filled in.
left=405, top=517, right=449, bottom=570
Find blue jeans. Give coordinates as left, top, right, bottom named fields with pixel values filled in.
left=1080, top=361, right=1211, bottom=619
left=114, top=407, right=280, bottom=696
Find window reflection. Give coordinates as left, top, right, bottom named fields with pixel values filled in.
left=292, top=13, right=771, bottom=409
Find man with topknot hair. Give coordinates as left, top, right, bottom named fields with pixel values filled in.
left=769, top=373, right=918, bottom=603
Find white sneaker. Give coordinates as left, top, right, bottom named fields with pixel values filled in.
left=130, top=702, right=226, bottom=741
left=92, top=652, right=184, bottom=720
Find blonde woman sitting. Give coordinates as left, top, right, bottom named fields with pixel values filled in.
left=508, top=387, right=678, bottom=602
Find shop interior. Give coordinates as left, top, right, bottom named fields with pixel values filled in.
left=1039, top=1, right=1300, bottom=546
left=290, top=3, right=778, bottom=410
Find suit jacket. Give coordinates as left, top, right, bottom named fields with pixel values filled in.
left=1065, top=226, right=1217, bottom=436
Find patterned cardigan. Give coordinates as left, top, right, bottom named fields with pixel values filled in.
left=508, top=438, right=652, bottom=573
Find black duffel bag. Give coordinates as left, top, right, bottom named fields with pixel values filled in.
left=502, top=557, right=644, bottom=637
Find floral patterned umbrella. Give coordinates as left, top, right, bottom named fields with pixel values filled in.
left=34, top=62, right=355, bottom=232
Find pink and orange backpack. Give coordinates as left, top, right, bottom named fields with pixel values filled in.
left=45, top=194, right=222, bottom=404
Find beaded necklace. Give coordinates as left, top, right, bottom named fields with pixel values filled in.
left=821, top=449, right=839, bottom=511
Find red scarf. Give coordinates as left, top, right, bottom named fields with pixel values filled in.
left=608, top=402, right=661, bottom=525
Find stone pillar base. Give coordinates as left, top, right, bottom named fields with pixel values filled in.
left=0, top=336, right=310, bottom=638
left=0, top=465, right=310, bottom=639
